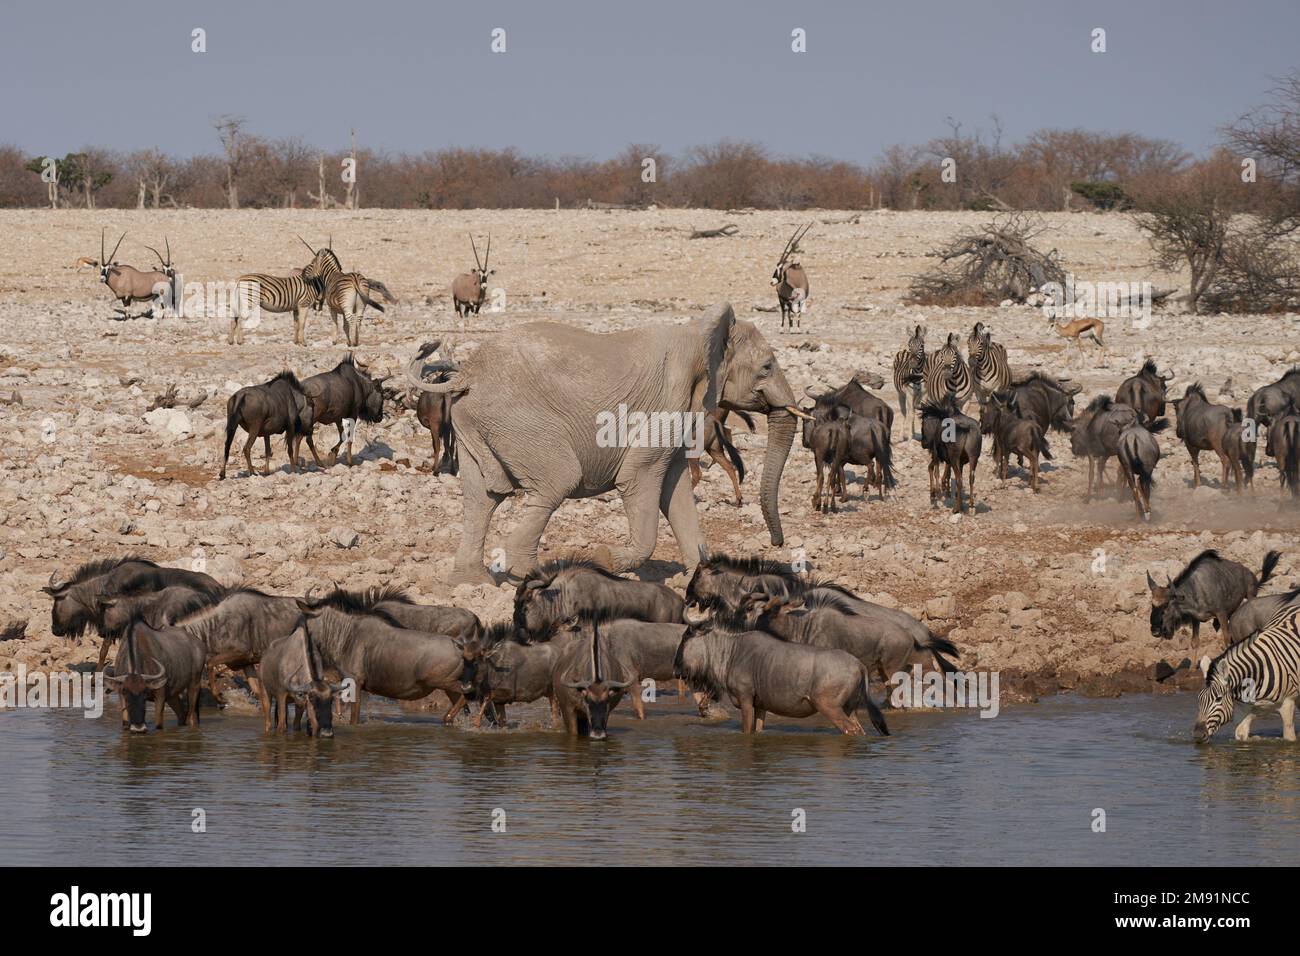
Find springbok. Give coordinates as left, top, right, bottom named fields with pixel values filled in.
left=1048, top=315, right=1106, bottom=365
left=771, top=224, right=812, bottom=332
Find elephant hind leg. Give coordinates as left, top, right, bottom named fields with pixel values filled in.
left=450, top=455, right=508, bottom=585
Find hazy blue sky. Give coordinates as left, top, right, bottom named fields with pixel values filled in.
left=1, top=0, right=1296, bottom=162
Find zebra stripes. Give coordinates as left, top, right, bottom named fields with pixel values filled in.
left=303, top=248, right=394, bottom=346
left=1195, top=604, right=1300, bottom=741
left=923, top=332, right=972, bottom=408
left=893, top=324, right=925, bottom=434
left=967, top=324, right=1011, bottom=402
left=231, top=273, right=322, bottom=346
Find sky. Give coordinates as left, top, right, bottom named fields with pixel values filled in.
left=1, top=0, right=1296, bottom=163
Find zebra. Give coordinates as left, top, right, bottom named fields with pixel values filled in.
left=967, top=323, right=1011, bottom=403
left=922, top=332, right=973, bottom=410
left=1194, top=604, right=1300, bottom=742
left=231, top=272, right=323, bottom=346
left=300, top=243, right=398, bottom=347
left=892, top=324, right=925, bottom=436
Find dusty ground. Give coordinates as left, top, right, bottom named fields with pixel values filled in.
left=2, top=208, right=1298, bottom=700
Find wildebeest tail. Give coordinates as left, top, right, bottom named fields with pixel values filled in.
left=1259, top=549, right=1282, bottom=587
left=1034, top=424, right=1053, bottom=461
left=879, top=432, right=897, bottom=489
left=1129, top=448, right=1154, bottom=502
left=848, top=672, right=890, bottom=736
left=714, top=420, right=745, bottom=484
left=920, top=629, right=960, bottom=674
left=437, top=409, right=459, bottom=475
left=223, top=391, right=246, bottom=463
left=1283, top=418, right=1300, bottom=498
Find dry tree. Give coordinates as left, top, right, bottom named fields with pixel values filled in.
left=906, top=213, right=1066, bottom=305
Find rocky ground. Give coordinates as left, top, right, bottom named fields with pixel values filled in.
left=2, top=208, right=1298, bottom=704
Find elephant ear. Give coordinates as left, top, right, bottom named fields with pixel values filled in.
left=693, top=302, right=736, bottom=414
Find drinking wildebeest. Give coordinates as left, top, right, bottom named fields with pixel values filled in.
left=258, top=627, right=341, bottom=738
left=1006, top=372, right=1078, bottom=436
left=42, top=557, right=222, bottom=661
left=1116, top=417, right=1168, bottom=521
left=674, top=608, right=889, bottom=736
left=219, top=372, right=315, bottom=479
left=1247, top=367, right=1300, bottom=429
left=687, top=409, right=751, bottom=507
left=472, top=622, right=569, bottom=728
left=551, top=612, right=635, bottom=739
left=1228, top=587, right=1300, bottom=643
left=1116, top=360, right=1174, bottom=422
left=1268, top=410, right=1300, bottom=498
left=513, top=559, right=684, bottom=642
left=103, top=613, right=207, bottom=733
left=1193, top=605, right=1300, bottom=742
left=979, top=391, right=1052, bottom=492
left=300, top=354, right=386, bottom=468
left=809, top=406, right=895, bottom=511
left=296, top=599, right=481, bottom=725
left=771, top=223, right=812, bottom=331
left=1173, top=383, right=1245, bottom=491
left=95, top=585, right=222, bottom=671
left=1149, top=549, right=1282, bottom=647
left=686, top=555, right=959, bottom=686
left=919, top=397, right=981, bottom=514
left=1071, top=396, right=1137, bottom=499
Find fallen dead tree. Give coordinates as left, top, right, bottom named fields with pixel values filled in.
left=689, top=223, right=740, bottom=239
left=907, top=214, right=1067, bottom=306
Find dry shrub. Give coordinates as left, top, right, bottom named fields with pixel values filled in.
left=906, top=214, right=1066, bottom=305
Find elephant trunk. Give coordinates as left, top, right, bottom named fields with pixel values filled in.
left=759, top=409, right=796, bottom=546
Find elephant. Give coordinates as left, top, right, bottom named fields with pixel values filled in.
left=406, top=303, right=805, bottom=585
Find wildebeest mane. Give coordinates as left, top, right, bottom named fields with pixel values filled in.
left=270, top=370, right=304, bottom=390
left=65, top=555, right=156, bottom=585
left=308, top=586, right=404, bottom=623
left=700, top=552, right=803, bottom=578
left=1172, top=550, right=1222, bottom=588
left=1086, top=394, right=1114, bottom=413
left=1140, top=358, right=1159, bottom=377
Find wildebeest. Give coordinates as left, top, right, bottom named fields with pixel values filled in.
left=450, top=234, right=494, bottom=322
left=1228, top=586, right=1300, bottom=643
left=1071, top=396, right=1137, bottom=498
left=219, top=372, right=315, bottom=479
left=259, top=627, right=340, bottom=738
left=550, top=612, right=634, bottom=739
left=687, top=409, right=751, bottom=507
left=1247, top=367, right=1300, bottom=429
left=919, top=398, right=981, bottom=514
left=1116, top=418, right=1168, bottom=521
left=1116, top=359, right=1174, bottom=422
left=546, top=611, right=688, bottom=720
left=297, top=600, right=481, bottom=725
left=979, top=391, right=1052, bottom=492
left=771, top=223, right=812, bottom=331
left=42, top=556, right=222, bottom=664
left=809, top=406, right=895, bottom=511
left=802, top=371, right=894, bottom=438
left=1149, top=549, right=1282, bottom=647
left=1173, top=384, right=1245, bottom=491
left=409, top=341, right=459, bottom=474
left=513, top=559, right=684, bottom=641
left=1006, top=372, right=1078, bottom=435
left=300, top=354, right=386, bottom=467
left=674, top=609, right=888, bottom=736
left=1267, top=410, right=1300, bottom=498
left=95, top=585, right=222, bottom=671
left=686, top=555, right=959, bottom=687
left=337, top=586, right=483, bottom=643
left=103, top=615, right=207, bottom=733
left=472, top=622, right=568, bottom=728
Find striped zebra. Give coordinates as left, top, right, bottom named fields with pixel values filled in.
left=892, top=324, right=925, bottom=436
left=967, top=322, right=1011, bottom=403
left=301, top=245, right=398, bottom=346
left=231, top=272, right=323, bottom=346
left=922, top=332, right=973, bottom=409
left=1195, top=604, right=1300, bottom=741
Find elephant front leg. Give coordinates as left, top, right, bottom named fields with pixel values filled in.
left=450, top=456, right=507, bottom=586
left=505, top=484, right=574, bottom=580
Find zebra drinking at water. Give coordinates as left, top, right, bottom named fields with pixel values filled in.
left=1194, top=604, right=1300, bottom=742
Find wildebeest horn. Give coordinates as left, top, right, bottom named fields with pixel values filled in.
left=605, top=679, right=632, bottom=690
left=563, top=679, right=591, bottom=690
left=47, top=570, right=64, bottom=590
left=102, top=665, right=122, bottom=685
left=297, top=235, right=317, bottom=255
left=304, top=585, right=320, bottom=605
left=1146, top=571, right=1158, bottom=591
left=803, top=384, right=823, bottom=399
left=469, top=234, right=483, bottom=272
left=286, top=680, right=310, bottom=695
left=524, top=579, right=546, bottom=591
left=1161, top=370, right=1175, bottom=381
left=142, top=658, right=167, bottom=687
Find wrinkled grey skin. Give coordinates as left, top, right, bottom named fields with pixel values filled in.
left=300, top=355, right=386, bottom=467
left=1173, top=384, right=1244, bottom=491
left=1149, top=549, right=1281, bottom=646
left=259, top=627, right=339, bottom=738
left=1115, top=359, right=1173, bottom=422
left=43, top=557, right=221, bottom=642
left=300, top=604, right=480, bottom=724
left=1007, top=373, right=1077, bottom=435
left=105, top=622, right=207, bottom=733
left=371, top=599, right=482, bottom=643
left=406, top=303, right=801, bottom=583
left=1228, top=588, right=1300, bottom=643
left=686, top=557, right=956, bottom=686
left=96, top=586, right=221, bottom=671
left=550, top=618, right=635, bottom=739
left=220, top=372, right=315, bottom=479
left=673, top=616, right=888, bottom=735
left=514, top=560, right=684, bottom=641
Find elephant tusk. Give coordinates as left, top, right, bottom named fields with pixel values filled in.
left=785, top=405, right=815, bottom=421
